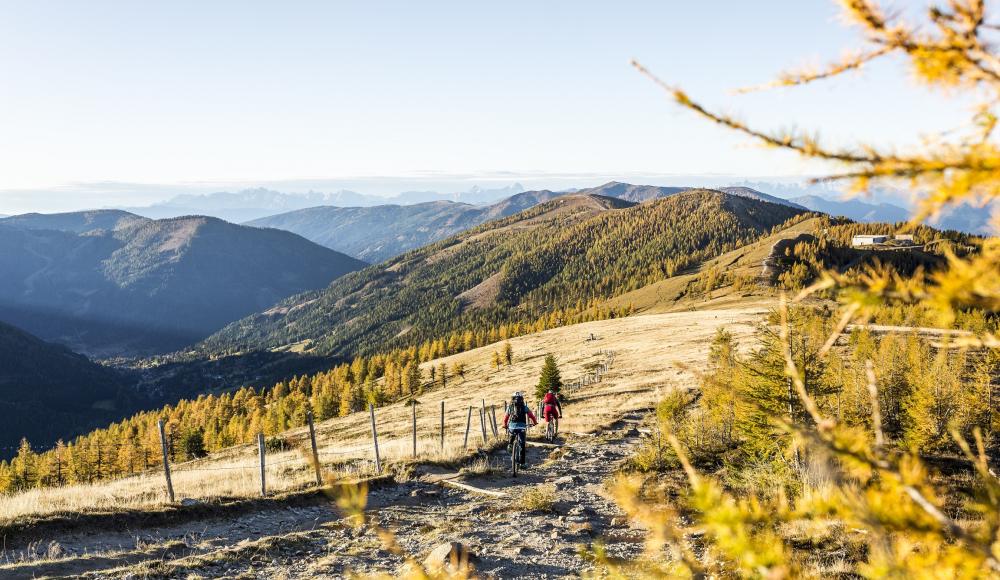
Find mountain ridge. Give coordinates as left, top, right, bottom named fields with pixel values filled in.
left=0, top=213, right=366, bottom=356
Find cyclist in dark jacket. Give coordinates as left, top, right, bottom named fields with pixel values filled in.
left=503, top=391, right=537, bottom=465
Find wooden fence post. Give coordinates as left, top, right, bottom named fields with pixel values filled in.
left=412, top=401, right=417, bottom=458
left=440, top=400, right=445, bottom=450
left=491, top=405, right=499, bottom=438
left=479, top=408, right=488, bottom=443
left=306, top=411, right=322, bottom=486
left=369, top=403, right=382, bottom=473
left=463, top=406, right=473, bottom=448
left=157, top=420, right=174, bottom=503
left=258, top=433, right=267, bottom=497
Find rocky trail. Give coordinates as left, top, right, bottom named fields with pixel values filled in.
left=1, top=413, right=651, bottom=579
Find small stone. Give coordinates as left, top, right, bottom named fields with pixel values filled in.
left=550, top=530, right=560, bottom=540
left=610, top=517, right=626, bottom=527
left=424, top=542, right=477, bottom=573
left=179, top=498, right=200, bottom=507
left=569, top=522, right=593, bottom=535
left=553, top=475, right=583, bottom=489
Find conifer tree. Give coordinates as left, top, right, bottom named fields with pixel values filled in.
left=503, top=342, right=514, bottom=366
left=535, top=354, right=562, bottom=400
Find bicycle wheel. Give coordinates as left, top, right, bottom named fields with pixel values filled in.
left=511, top=439, right=520, bottom=477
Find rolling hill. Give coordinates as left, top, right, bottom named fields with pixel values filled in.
left=0, top=213, right=366, bottom=356
left=244, top=190, right=563, bottom=262
left=0, top=320, right=130, bottom=455
left=202, top=189, right=806, bottom=359
left=0, top=209, right=147, bottom=233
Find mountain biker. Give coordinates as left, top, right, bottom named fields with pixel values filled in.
left=503, top=391, right=537, bottom=466
left=542, top=387, right=562, bottom=432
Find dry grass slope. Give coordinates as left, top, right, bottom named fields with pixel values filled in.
left=0, top=303, right=767, bottom=525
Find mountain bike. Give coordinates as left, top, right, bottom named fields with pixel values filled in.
left=545, top=417, right=558, bottom=442
left=508, top=426, right=528, bottom=477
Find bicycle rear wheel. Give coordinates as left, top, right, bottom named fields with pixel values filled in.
left=511, top=440, right=520, bottom=477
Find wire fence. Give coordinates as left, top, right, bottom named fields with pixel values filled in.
left=3, top=349, right=616, bottom=502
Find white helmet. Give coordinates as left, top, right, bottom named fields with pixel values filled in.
left=512, top=391, right=523, bottom=399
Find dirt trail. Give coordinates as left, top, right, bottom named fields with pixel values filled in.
left=2, top=415, right=649, bottom=579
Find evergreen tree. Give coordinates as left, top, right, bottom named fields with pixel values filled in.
left=536, top=354, right=563, bottom=400
left=180, top=428, right=207, bottom=460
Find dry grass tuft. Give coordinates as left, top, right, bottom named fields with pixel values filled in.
left=514, top=485, right=557, bottom=514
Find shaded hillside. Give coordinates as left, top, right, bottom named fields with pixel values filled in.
left=0, top=321, right=131, bottom=455
left=245, top=190, right=562, bottom=262
left=202, top=190, right=805, bottom=358
left=0, top=215, right=366, bottom=356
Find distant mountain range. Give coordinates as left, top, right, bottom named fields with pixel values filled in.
left=0, top=320, right=131, bottom=455
left=0, top=210, right=365, bottom=356
left=247, top=182, right=803, bottom=261
left=123, top=184, right=527, bottom=223
left=246, top=190, right=562, bottom=262
left=202, top=189, right=805, bottom=359
left=788, top=195, right=911, bottom=223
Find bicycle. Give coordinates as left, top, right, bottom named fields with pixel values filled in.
left=507, top=424, right=531, bottom=477
left=545, top=417, right=558, bottom=442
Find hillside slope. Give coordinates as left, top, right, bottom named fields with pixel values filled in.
left=0, top=302, right=766, bottom=580
left=202, top=190, right=804, bottom=358
left=0, top=214, right=366, bottom=356
left=0, top=321, right=129, bottom=454
left=246, top=190, right=561, bottom=262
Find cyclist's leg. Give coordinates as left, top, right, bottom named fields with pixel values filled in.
left=518, top=429, right=527, bottom=464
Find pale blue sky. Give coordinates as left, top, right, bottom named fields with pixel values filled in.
left=0, top=1, right=971, bottom=212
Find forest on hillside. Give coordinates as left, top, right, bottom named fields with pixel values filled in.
left=201, top=190, right=806, bottom=359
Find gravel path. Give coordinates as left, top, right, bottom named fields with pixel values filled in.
left=2, top=414, right=648, bottom=579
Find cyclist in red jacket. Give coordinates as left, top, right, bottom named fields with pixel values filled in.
left=542, top=388, right=562, bottom=433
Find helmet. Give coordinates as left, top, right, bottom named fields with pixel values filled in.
left=512, top=391, right=523, bottom=400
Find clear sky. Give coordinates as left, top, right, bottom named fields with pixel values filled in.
left=0, top=1, right=971, bottom=212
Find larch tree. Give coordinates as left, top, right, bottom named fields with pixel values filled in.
left=602, top=1, right=1000, bottom=577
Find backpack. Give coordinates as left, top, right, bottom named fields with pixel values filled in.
left=509, top=400, right=528, bottom=424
